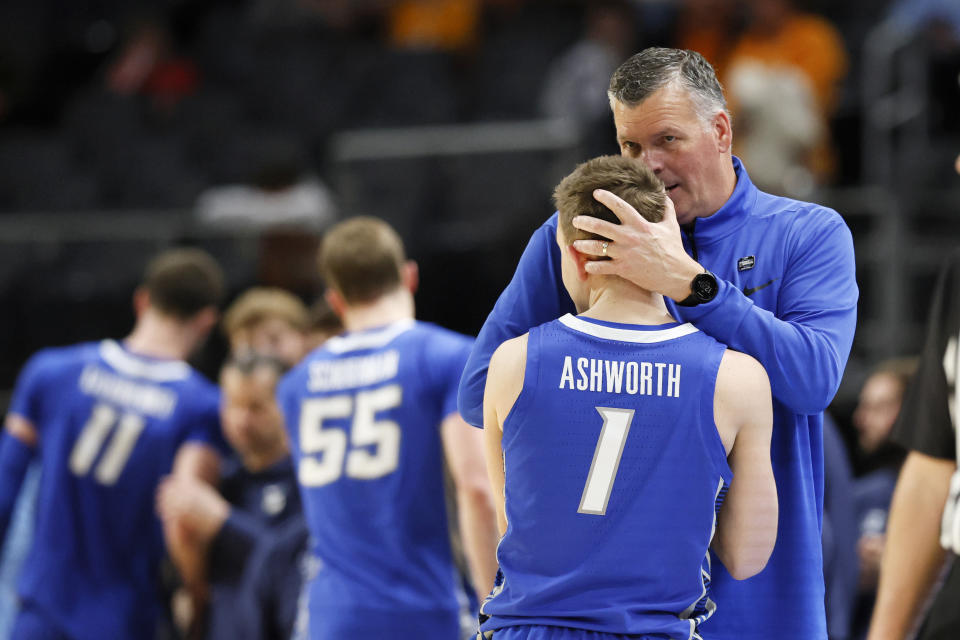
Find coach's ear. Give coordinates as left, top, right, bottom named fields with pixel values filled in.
left=713, top=109, right=732, bottom=154
left=324, top=288, right=347, bottom=319
left=402, top=260, right=419, bottom=294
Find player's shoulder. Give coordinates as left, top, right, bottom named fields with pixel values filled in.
left=717, top=349, right=769, bottom=397
left=489, top=333, right=528, bottom=379
left=719, top=347, right=764, bottom=371
left=411, top=320, right=474, bottom=350
left=486, top=334, right=529, bottom=418
left=21, top=340, right=98, bottom=378
left=179, top=369, right=220, bottom=403
left=403, top=322, right=475, bottom=385
left=45, top=340, right=101, bottom=364
left=278, top=353, right=312, bottom=398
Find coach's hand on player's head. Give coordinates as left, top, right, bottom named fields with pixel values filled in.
left=572, top=191, right=704, bottom=303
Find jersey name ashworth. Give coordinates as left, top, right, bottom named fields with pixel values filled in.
left=558, top=356, right=681, bottom=397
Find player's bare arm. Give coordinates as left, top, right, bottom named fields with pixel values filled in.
left=156, top=474, right=230, bottom=543
left=711, top=349, right=777, bottom=580
left=172, top=440, right=221, bottom=484
left=483, top=334, right=528, bottom=536
left=867, top=452, right=955, bottom=640
left=571, top=190, right=703, bottom=303
left=0, top=414, right=39, bottom=543
left=158, top=441, right=223, bottom=608
left=4, top=414, right=38, bottom=448
left=441, top=412, right=500, bottom=597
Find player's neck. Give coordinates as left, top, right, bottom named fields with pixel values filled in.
left=124, top=310, right=199, bottom=361
left=579, top=280, right=675, bottom=326
left=341, top=287, right=415, bottom=332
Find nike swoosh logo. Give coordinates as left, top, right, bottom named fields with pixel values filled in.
left=743, top=279, right=776, bottom=296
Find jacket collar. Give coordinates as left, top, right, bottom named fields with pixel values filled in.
left=683, top=156, right=759, bottom=245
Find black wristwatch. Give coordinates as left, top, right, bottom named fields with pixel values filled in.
left=678, top=270, right=719, bottom=307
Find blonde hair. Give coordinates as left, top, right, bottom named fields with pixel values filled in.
left=222, top=287, right=309, bottom=340
left=318, top=217, right=406, bottom=304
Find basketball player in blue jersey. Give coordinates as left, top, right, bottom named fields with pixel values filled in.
left=276, top=216, right=500, bottom=639
left=0, top=248, right=226, bottom=640
left=479, top=156, right=778, bottom=640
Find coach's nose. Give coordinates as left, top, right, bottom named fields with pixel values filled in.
left=640, top=148, right=665, bottom=175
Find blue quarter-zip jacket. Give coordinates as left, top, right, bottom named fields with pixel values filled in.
left=458, top=157, right=858, bottom=639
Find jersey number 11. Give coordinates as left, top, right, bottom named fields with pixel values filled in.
left=69, top=403, right=146, bottom=485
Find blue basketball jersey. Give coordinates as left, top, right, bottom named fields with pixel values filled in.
left=276, top=319, right=473, bottom=639
left=6, top=340, right=221, bottom=640
left=480, top=314, right=732, bottom=639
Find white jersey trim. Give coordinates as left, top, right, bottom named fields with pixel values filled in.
left=324, top=319, right=416, bottom=354
left=558, top=314, right=699, bottom=343
left=99, top=340, right=191, bottom=382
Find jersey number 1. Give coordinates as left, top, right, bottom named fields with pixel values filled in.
left=69, top=403, right=145, bottom=485
left=298, top=384, right=402, bottom=487
left=578, top=407, right=635, bottom=516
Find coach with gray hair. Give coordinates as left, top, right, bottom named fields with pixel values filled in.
left=459, top=47, right=857, bottom=639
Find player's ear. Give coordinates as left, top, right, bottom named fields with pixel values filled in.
left=402, top=260, right=419, bottom=295
left=568, top=244, right=590, bottom=281
left=192, top=307, right=219, bottom=338
left=324, top=288, right=347, bottom=319
left=133, top=286, right=150, bottom=317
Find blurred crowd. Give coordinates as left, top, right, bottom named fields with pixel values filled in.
left=0, top=0, right=957, bottom=213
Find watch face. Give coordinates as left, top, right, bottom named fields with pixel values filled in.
left=694, top=273, right=718, bottom=301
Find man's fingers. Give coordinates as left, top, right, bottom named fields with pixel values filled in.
left=592, top=189, right=645, bottom=224
left=572, top=238, right=610, bottom=257
left=661, top=196, right=678, bottom=224
left=571, top=214, right=622, bottom=241
left=583, top=259, right=618, bottom=276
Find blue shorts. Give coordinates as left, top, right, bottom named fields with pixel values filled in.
left=482, top=625, right=674, bottom=640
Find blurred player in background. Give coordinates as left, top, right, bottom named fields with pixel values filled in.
left=157, top=352, right=300, bottom=640
left=0, top=248, right=225, bottom=640
left=222, top=286, right=311, bottom=367
left=479, top=156, right=777, bottom=640
left=277, top=216, right=499, bottom=639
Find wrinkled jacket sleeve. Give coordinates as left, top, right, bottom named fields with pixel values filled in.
left=676, top=212, right=857, bottom=415
left=457, top=214, right=575, bottom=427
